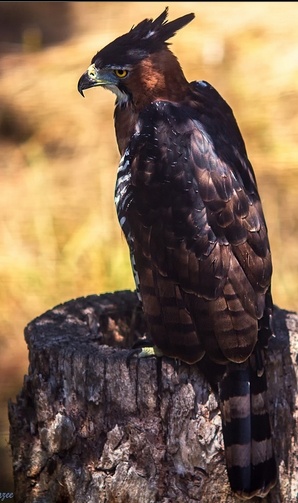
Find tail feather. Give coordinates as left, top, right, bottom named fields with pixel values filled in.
left=219, top=357, right=277, bottom=499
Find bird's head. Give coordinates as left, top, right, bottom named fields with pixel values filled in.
left=77, top=7, right=195, bottom=108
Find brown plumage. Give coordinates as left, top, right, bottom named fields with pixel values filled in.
left=78, top=7, right=277, bottom=499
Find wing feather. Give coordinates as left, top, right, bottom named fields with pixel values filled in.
left=120, top=83, right=272, bottom=364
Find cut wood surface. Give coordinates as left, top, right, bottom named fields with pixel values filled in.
left=8, top=290, right=298, bottom=502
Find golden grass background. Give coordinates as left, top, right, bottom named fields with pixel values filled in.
left=0, top=1, right=297, bottom=489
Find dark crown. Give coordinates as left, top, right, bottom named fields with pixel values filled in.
left=91, top=7, right=195, bottom=68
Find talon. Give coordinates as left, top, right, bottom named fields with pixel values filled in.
left=126, top=344, right=163, bottom=367
left=138, top=345, right=163, bottom=358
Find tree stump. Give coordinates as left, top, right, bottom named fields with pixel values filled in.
left=8, top=290, right=298, bottom=503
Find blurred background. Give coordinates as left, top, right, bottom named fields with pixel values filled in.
left=0, top=1, right=297, bottom=493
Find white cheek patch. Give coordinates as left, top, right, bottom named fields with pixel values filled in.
left=106, top=84, right=130, bottom=105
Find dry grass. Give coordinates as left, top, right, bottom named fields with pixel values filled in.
left=0, top=1, right=297, bottom=487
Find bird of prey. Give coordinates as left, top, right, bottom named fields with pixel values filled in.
left=78, top=7, right=277, bottom=499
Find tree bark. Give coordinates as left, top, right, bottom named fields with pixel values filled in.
left=8, top=290, right=298, bottom=503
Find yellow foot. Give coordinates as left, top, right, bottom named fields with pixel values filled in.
left=138, top=345, right=164, bottom=358
left=126, top=344, right=163, bottom=366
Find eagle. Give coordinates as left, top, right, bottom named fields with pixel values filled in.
left=78, top=7, right=277, bottom=499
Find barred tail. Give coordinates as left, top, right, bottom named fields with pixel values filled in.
left=219, top=358, right=277, bottom=499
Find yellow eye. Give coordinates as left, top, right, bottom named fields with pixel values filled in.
left=113, top=69, right=128, bottom=78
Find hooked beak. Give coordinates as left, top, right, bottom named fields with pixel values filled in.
left=77, top=63, right=111, bottom=97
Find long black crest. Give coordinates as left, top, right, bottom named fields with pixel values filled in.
left=91, top=7, right=195, bottom=67
left=129, top=7, right=195, bottom=46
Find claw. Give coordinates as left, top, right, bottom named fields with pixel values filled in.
left=138, top=345, right=164, bottom=358
left=126, top=343, right=163, bottom=366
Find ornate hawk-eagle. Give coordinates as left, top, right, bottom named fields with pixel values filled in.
left=78, top=7, right=277, bottom=499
